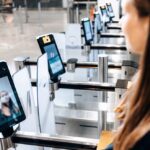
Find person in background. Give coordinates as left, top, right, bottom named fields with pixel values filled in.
left=104, top=0, right=150, bottom=149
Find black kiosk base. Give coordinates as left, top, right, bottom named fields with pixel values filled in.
left=0, top=125, right=19, bottom=139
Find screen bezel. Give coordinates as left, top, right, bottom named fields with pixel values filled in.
left=37, top=34, right=65, bottom=81
left=0, top=61, right=26, bottom=132
left=81, top=18, right=93, bottom=44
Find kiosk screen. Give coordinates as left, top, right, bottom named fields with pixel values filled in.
left=95, top=13, right=102, bottom=31
left=100, top=7, right=108, bottom=16
left=37, top=34, right=65, bottom=80
left=107, top=5, right=113, bottom=12
left=0, top=62, right=25, bottom=132
left=82, top=18, right=93, bottom=44
left=44, top=44, right=64, bottom=75
left=106, top=3, right=115, bottom=18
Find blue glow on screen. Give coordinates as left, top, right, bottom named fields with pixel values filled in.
left=44, top=44, right=63, bottom=74
left=84, top=21, right=92, bottom=41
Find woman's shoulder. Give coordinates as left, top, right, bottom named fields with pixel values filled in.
left=132, top=131, right=150, bottom=150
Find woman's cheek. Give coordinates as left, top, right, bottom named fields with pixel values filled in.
left=122, top=15, right=135, bottom=51
left=121, top=16, right=130, bottom=45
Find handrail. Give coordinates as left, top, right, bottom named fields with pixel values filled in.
left=12, top=131, right=98, bottom=150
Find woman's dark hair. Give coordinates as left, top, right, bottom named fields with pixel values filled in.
left=114, top=0, right=150, bottom=149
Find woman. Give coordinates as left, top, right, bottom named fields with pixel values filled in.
left=105, top=0, right=150, bottom=149
left=0, top=90, right=19, bottom=121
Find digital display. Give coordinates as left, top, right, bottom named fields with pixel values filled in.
left=100, top=7, right=110, bottom=22
left=106, top=4, right=115, bottom=18
left=108, top=5, right=113, bottom=12
left=84, top=21, right=93, bottom=42
left=44, top=44, right=63, bottom=75
left=95, top=13, right=102, bottom=31
left=0, top=75, right=25, bottom=131
left=37, top=34, right=65, bottom=80
left=101, top=9, right=107, bottom=16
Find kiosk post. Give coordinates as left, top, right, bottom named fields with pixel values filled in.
left=98, top=55, right=108, bottom=133
left=0, top=137, right=15, bottom=150
left=83, top=44, right=91, bottom=55
left=14, top=57, right=31, bottom=78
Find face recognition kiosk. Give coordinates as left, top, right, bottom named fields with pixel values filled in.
left=81, top=18, right=93, bottom=45
left=99, top=6, right=110, bottom=23
left=37, top=34, right=66, bottom=82
left=0, top=61, right=26, bottom=138
left=94, top=12, right=102, bottom=33
left=106, top=3, right=115, bottom=19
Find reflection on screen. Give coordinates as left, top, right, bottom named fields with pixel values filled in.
left=44, top=44, right=63, bottom=74
left=84, top=21, right=92, bottom=41
left=0, top=76, right=21, bottom=126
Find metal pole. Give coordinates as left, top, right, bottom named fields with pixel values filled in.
left=38, top=1, right=42, bottom=27
left=18, top=6, right=24, bottom=34
left=14, top=57, right=31, bottom=78
left=76, top=4, right=79, bottom=23
left=24, top=0, right=29, bottom=23
left=67, top=0, right=70, bottom=23
left=86, top=3, right=90, bottom=18
left=0, top=138, right=15, bottom=150
left=98, top=55, right=108, bottom=134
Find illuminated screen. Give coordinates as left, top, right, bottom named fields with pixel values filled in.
left=0, top=76, right=22, bottom=127
left=101, top=9, right=107, bottom=16
left=44, top=44, right=63, bottom=75
left=95, top=14, right=102, bottom=31
left=108, top=5, right=113, bottom=12
left=107, top=5, right=114, bottom=18
left=84, top=21, right=92, bottom=41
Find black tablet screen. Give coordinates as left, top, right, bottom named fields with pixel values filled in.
left=43, top=43, right=64, bottom=75
left=37, top=34, right=65, bottom=80
left=95, top=13, right=102, bottom=31
left=0, top=63, right=25, bottom=131
left=102, top=9, right=107, bottom=16
left=108, top=5, right=113, bottom=12
left=83, top=19, right=93, bottom=43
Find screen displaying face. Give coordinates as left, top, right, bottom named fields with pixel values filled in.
left=44, top=44, right=63, bottom=75
left=84, top=21, right=92, bottom=41
left=0, top=76, right=22, bottom=127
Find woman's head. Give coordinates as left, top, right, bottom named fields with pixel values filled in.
left=121, top=0, right=149, bottom=55
left=0, top=91, right=10, bottom=104
left=114, top=0, right=150, bottom=150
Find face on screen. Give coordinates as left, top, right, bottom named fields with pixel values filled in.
left=84, top=21, right=92, bottom=41
left=44, top=44, right=63, bottom=75
left=0, top=76, right=22, bottom=126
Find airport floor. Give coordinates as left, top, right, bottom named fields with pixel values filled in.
left=0, top=8, right=128, bottom=149
left=0, top=8, right=67, bottom=73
